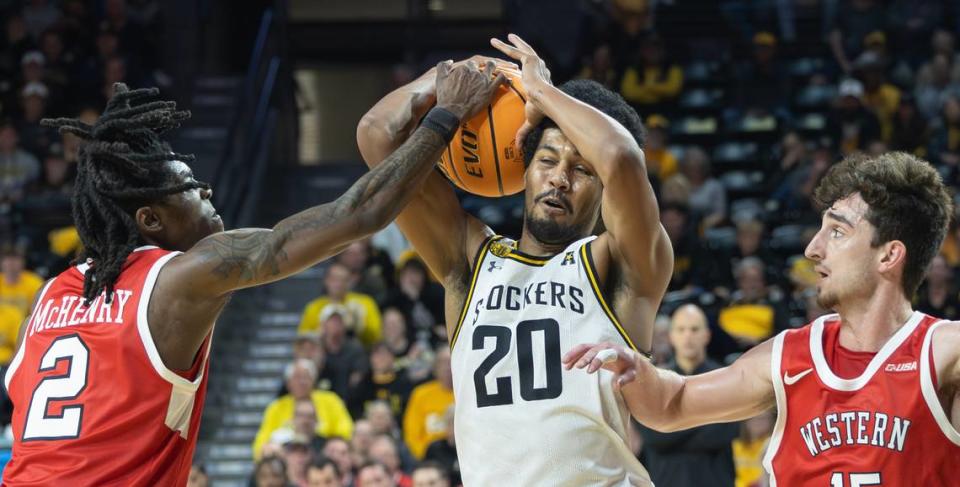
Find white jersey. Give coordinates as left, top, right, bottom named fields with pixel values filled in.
left=450, top=235, right=652, bottom=487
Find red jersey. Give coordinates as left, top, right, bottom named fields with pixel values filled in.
left=763, top=312, right=960, bottom=486
left=2, top=246, right=213, bottom=486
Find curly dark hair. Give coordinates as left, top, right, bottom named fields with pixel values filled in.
left=522, top=79, right=646, bottom=168
left=41, top=83, right=205, bottom=304
left=813, top=152, right=953, bottom=297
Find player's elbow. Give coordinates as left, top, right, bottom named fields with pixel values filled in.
left=602, top=143, right=646, bottom=177
left=356, top=114, right=393, bottom=167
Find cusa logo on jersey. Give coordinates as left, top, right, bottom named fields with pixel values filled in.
left=885, top=361, right=917, bottom=372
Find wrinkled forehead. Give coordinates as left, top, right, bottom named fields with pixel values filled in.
left=535, top=128, right=583, bottom=160
left=825, top=193, right=870, bottom=226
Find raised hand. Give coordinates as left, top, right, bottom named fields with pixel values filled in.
left=435, top=59, right=507, bottom=121
left=562, top=342, right=652, bottom=391
left=490, top=33, right=552, bottom=147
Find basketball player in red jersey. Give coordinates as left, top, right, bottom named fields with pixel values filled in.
left=2, top=65, right=505, bottom=486
left=566, top=152, right=960, bottom=486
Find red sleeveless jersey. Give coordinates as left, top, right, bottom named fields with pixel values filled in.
left=763, top=312, right=960, bottom=486
left=2, top=246, right=213, bottom=486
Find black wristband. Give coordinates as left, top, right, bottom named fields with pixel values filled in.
left=420, top=106, right=461, bottom=143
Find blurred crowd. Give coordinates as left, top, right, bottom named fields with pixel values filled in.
left=4, top=1, right=960, bottom=487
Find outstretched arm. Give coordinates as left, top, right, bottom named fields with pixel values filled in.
left=153, top=62, right=505, bottom=369
left=356, top=57, right=512, bottom=286
left=563, top=339, right=776, bottom=432
left=931, top=321, right=960, bottom=431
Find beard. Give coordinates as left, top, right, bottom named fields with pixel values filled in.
left=524, top=212, right=586, bottom=246
left=816, top=286, right=839, bottom=311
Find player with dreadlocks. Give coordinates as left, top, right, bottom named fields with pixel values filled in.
left=3, top=61, right=505, bottom=485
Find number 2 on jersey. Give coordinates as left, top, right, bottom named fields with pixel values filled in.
left=473, top=319, right=562, bottom=407
left=22, top=334, right=89, bottom=441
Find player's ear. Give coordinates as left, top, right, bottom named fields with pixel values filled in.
left=135, top=206, right=164, bottom=235
left=878, top=240, right=907, bottom=273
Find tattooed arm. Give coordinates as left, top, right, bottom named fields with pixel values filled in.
left=149, top=61, right=505, bottom=369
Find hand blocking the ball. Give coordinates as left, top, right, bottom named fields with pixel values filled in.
left=490, top=33, right=553, bottom=148
left=435, top=60, right=508, bottom=121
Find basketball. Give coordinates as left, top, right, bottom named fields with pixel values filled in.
left=438, top=65, right=527, bottom=197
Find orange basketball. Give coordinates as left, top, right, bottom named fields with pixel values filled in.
left=438, top=66, right=527, bottom=197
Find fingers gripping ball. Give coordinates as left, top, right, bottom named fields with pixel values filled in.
left=438, top=66, right=527, bottom=197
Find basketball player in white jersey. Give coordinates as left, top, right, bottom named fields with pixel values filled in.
left=565, top=152, right=960, bottom=486
left=357, top=36, right=672, bottom=486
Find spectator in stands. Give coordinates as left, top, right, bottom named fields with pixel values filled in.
left=322, top=437, right=355, bottom=487
left=929, top=95, right=960, bottom=169
left=661, top=202, right=707, bottom=292
left=411, top=462, right=450, bottom=487
left=424, top=405, right=460, bottom=487
left=289, top=399, right=329, bottom=453
left=252, top=456, right=289, bottom=487
left=337, top=239, right=394, bottom=303
left=915, top=254, right=960, bottom=319
left=403, top=348, right=454, bottom=460
left=732, top=410, right=775, bottom=487
left=319, top=306, right=369, bottom=400
left=828, top=0, right=886, bottom=74
left=279, top=433, right=314, bottom=487
left=712, top=219, right=779, bottom=296
left=578, top=44, right=618, bottom=91
left=368, top=435, right=412, bottom=487
left=730, top=32, right=791, bottom=127
left=620, top=33, right=683, bottom=113
left=827, top=78, right=882, bottom=155
left=350, top=346, right=413, bottom=420
left=0, top=297, right=22, bottom=366
left=366, top=400, right=416, bottom=471
left=637, top=304, right=738, bottom=487
left=186, top=463, right=209, bottom=487
left=891, top=94, right=930, bottom=156
left=717, top=257, right=789, bottom=354
left=679, top=147, right=726, bottom=229
left=1, top=15, right=33, bottom=87
left=356, top=461, right=396, bottom=487
left=0, top=242, right=41, bottom=315
left=917, top=30, right=960, bottom=87
left=351, top=419, right=375, bottom=468
left=254, top=359, right=354, bottom=460
left=381, top=307, right=411, bottom=357
left=643, top=114, right=678, bottom=182
left=0, top=122, right=40, bottom=205
left=854, top=51, right=901, bottom=142
left=383, top=256, right=444, bottom=347
left=292, top=332, right=325, bottom=379
left=300, top=262, right=382, bottom=347
left=307, top=457, right=342, bottom=487
left=888, top=0, right=944, bottom=65
left=916, top=53, right=960, bottom=120
left=18, top=81, right=57, bottom=157
left=650, top=314, right=673, bottom=366
left=21, top=0, right=61, bottom=40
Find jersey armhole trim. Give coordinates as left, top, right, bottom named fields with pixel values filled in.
left=136, top=251, right=207, bottom=391
left=579, top=241, right=640, bottom=353
left=449, top=235, right=498, bottom=349
left=3, top=277, right=57, bottom=392
left=762, top=329, right=788, bottom=487
left=919, top=320, right=960, bottom=446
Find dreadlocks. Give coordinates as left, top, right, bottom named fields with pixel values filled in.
left=42, top=83, right=207, bottom=304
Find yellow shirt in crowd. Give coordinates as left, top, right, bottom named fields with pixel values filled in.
left=298, top=292, right=382, bottom=347
left=0, top=304, right=24, bottom=365
left=733, top=437, right=768, bottom=487
left=620, top=65, right=684, bottom=105
left=402, top=380, right=454, bottom=459
left=0, top=271, right=43, bottom=316
left=252, top=390, right=354, bottom=460
left=862, top=83, right=901, bottom=143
